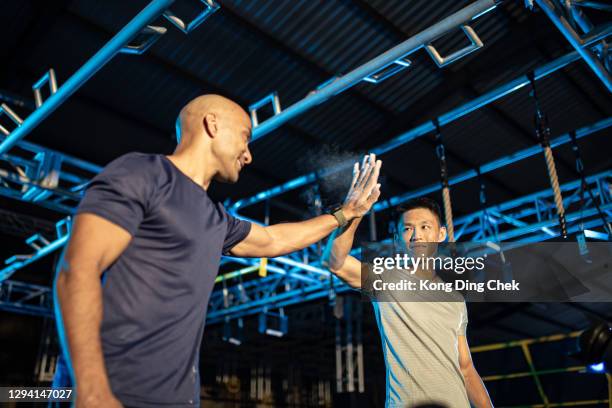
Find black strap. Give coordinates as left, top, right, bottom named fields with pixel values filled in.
left=569, top=131, right=612, bottom=236
left=433, top=118, right=449, bottom=189
left=528, top=71, right=551, bottom=147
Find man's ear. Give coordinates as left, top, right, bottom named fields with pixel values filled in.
left=438, top=226, right=447, bottom=243
left=203, top=113, right=218, bottom=138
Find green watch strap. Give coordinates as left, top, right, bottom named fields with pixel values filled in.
left=332, top=208, right=348, bottom=228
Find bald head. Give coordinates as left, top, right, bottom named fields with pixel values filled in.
left=173, top=94, right=253, bottom=184
left=176, top=94, right=251, bottom=144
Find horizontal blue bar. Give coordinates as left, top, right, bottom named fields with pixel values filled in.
left=250, top=0, right=497, bottom=142
left=0, top=0, right=174, bottom=155
left=233, top=51, right=580, bottom=212
left=374, top=117, right=612, bottom=211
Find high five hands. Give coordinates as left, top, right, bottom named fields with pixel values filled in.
left=341, top=153, right=382, bottom=220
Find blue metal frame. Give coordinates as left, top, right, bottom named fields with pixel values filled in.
left=374, top=117, right=612, bottom=211
left=2, top=171, right=609, bottom=320
left=163, top=0, right=219, bottom=34
left=231, top=51, right=582, bottom=211
left=249, top=0, right=498, bottom=141
left=425, top=25, right=483, bottom=68
left=0, top=0, right=176, bottom=155
left=0, top=280, right=54, bottom=318
left=0, top=0, right=608, bottom=333
left=535, top=0, right=612, bottom=93
left=0, top=218, right=71, bottom=282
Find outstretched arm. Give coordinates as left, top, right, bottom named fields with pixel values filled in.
left=459, top=335, right=494, bottom=408
left=327, top=217, right=364, bottom=288
left=230, top=154, right=381, bottom=258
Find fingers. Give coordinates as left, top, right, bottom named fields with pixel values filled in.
left=356, top=153, right=376, bottom=189
left=348, top=162, right=360, bottom=192
left=345, top=153, right=382, bottom=210
left=364, top=159, right=382, bottom=194
left=367, top=183, right=382, bottom=204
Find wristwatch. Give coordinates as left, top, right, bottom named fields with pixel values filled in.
left=331, top=207, right=348, bottom=228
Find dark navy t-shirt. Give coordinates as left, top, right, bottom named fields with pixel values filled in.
left=75, top=152, right=251, bottom=407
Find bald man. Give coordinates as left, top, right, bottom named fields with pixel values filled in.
left=55, top=95, right=382, bottom=408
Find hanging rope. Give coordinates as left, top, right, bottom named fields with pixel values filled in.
left=569, top=131, right=612, bottom=236
left=527, top=72, right=568, bottom=239
left=434, top=118, right=455, bottom=242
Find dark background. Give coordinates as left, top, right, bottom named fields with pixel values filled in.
left=1, top=0, right=611, bottom=406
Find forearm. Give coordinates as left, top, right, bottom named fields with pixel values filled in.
left=56, top=270, right=112, bottom=398
left=329, top=217, right=362, bottom=270
left=464, top=368, right=493, bottom=408
left=264, top=214, right=340, bottom=257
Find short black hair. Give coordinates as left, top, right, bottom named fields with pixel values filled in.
left=396, top=197, right=443, bottom=226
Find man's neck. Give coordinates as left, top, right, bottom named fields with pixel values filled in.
left=166, top=150, right=216, bottom=190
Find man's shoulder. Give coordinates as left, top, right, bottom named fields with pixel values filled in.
left=105, top=152, right=161, bottom=169
left=99, top=152, right=163, bottom=179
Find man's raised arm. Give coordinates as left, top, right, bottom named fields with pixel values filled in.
left=328, top=217, right=365, bottom=288
left=230, top=154, right=381, bottom=260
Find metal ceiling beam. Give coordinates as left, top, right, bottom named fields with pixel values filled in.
left=249, top=0, right=498, bottom=141
left=535, top=0, right=612, bottom=93
left=375, top=119, right=610, bottom=211
left=2, top=169, right=609, bottom=320
left=62, top=8, right=327, bottom=154
left=352, top=1, right=573, bottom=195
left=216, top=1, right=393, bottom=120
left=61, top=11, right=423, bottom=198
left=231, top=51, right=582, bottom=211
left=6, top=77, right=309, bottom=220
left=460, top=86, right=578, bottom=179
left=0, top=0, right=176, bottom=155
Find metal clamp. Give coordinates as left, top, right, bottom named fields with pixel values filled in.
left=249, top=92, right=282, bottom=128
left=4, top=254, right=33, bottom=266
left=363, top=57, right=412, bottom=84
left=163, top=0, right=220, bottom=34
left=21, top=152, right=63, bottom=202
left=26, top=234, right=51, bottom=251
left=426, top=25, right=484, bottom=68
left=258, top=307, right=288, bottom=337
left=55, top=217, right=72, bottom=239
left=120, top=25, right=167, bottom=55
left=0, top=104, right=24, bottom=136
left=222, top=316, right=243, bottom=346
left=32, top=69, right=58, bottom=108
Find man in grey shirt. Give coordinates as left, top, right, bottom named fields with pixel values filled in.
left=329, top=196, right=493, bottom=408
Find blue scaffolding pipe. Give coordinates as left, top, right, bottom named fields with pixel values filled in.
left=374, top=117, right=612, bottom=211
left=231, top=50, right=581, bottom=211
left=250, top=0, right=497, bottom=142
left=18, top=139, right=103, bottom=175
left=0, top=234, right=69, bottom=282
left=0, top=0, right=175, bottom=155
left=373, top=52, right=582, bottom=155
left=2, top=171, right=609, bottom=319
left=535, top=0, right=612, bottom=94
